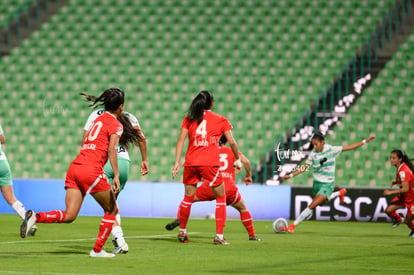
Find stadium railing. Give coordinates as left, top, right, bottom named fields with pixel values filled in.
left=256, top=0, right=413, bottom=185
left=1, top=0, right=59, bottom=48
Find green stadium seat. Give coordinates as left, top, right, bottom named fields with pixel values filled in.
left=333, top=30, right=414, bottom=186
left=0, top=0, right=399, bottom=182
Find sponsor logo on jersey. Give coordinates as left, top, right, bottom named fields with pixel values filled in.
left=82, top=143, right=97, bottom=150
left=399, top=171, right=406, bottom=181
left=117, top=127, right=123, bottom=136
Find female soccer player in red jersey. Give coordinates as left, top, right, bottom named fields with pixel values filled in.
left=172, top=91, right=242, bottom=245
left=167, top=135, right=261, bottom=241
left=383, top=149, right=414, bottom=236
left=20, top=88, right=128, bottom=258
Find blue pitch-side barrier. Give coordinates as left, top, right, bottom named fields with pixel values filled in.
left=0, top=179, right=291, bottom=220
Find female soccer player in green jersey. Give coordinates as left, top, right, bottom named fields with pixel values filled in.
left=282, top=132, right=375, bottom=233
left=0, top=124, right=37, bottom=235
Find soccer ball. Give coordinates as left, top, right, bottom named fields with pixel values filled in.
left=205, top=213, right=215, bottom=220
left=272, top=218, right=288, bottom=233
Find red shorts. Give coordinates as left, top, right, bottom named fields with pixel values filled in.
left=391, top=195, right=414, bottom=216
left=183, top=166, right=223, bottom=187
left=196, top=179, right=242, bottom=206
left=391, top=195, right=405, bottom=205
left=65, top=162, right=112, bottom=195
left=391, top=195, right=414, bottom=207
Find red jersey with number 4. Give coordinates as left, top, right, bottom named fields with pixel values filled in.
left=396, top=163, right=414, bottom=205
left=182, top=110, right=232, bottom=167
left=73, top=112, right=123, bottom=168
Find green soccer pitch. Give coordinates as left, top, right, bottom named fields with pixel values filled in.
left=0, top=214, right=412, bottom=274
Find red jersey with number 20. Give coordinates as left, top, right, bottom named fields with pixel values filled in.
left=182, top=110, right=232, bottom=167
left=396, top=162, right=414, bottom=205
left=74, top=112, right=123, bottom=168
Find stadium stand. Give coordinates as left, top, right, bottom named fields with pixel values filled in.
left=331, top=30, right=414, bottom=187
left=0, top=0, right=30, bottom=28
left=0, top=0, right=400, bottom=183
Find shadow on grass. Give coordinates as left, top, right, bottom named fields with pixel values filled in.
left=0, top=250, right=86, bottom=257
left=0, top=244, right=90, bottom=257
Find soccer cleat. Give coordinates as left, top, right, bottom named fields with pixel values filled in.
left=112, top=238, right=129, bottom=254
left=165, top=219, right=180, bottom=231
left=20, top=210, right=37, bottom=238
left=29, top=225, right=38, bottom=237
left=339, top=188, right=347, bottom=204
left=112, top=243, right=129, bottom=254
left=177, top=231, right=189, bottom=243
left=409, top=231, right=414, bottom=237
left=249, top=235, right=262, bottom=241
left=89, top=249, right=116, bottom=258
left=213, top=236, right=229, bottom=245
left=392, top=219, right=401, bottom=228
left=287, top=223, right=295, bottom=234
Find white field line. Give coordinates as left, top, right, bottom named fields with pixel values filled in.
left=0, top=272, right=102, bottom=275
left=0, top=232, right=201, bottom=245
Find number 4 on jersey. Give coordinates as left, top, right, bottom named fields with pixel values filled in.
left=196, top=120, right=207, bottom=138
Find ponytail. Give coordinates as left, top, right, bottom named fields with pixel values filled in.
left=187, top=91, right=214, bottom=123
left=80, top=87, right=124, bottom=111
left=118, top=113, right=139, bottom=151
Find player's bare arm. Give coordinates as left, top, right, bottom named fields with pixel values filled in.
left=282, top=163, right=309, bottom=181
left=173, top=128, right=188, bottom=179
left=342, top=136, right=375, bottom=152
left=240, top=153, right=253, bottom=185
left=108, top=134, right=121, bottom=193
left=135, top=127, right=149, bottom=176
left=383, top=181, right=409, bottom=196
left=223, top=130, right=241, bottom=167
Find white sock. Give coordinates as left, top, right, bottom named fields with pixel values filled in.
left=294, top=207, right=313, bottom=226
left=216, top=234, right=224, bottom=239
left=116, top=213, right=121, bottom=226
left=12, top=200, right=26, bottom=220
left=179, top=228, right=187, bottom=234
left=111, top=225, right=126, bottom=246
left=328, top=191, right=340, bottom=201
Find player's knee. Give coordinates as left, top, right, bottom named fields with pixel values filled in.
left=234, top=202, right=247, bottom=212
left=63, top=214, right=77, bottom=223
left=237, top=207, right=248, bottom=213
left=107, top=205, right=119, bottom=216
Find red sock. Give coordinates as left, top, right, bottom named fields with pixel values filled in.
left=36, top=210, right=66, bottom=223
left=240, top=211, right=255, bottom=236
left=389, top=211, right=402, bottom=222
left=215, top=195, right=226, bottom=235
left=179, top=195, right=194, bottom=230
left=93, top=214, right=116, bottom=253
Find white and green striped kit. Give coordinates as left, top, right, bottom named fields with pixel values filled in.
left=0, top=125, right=12, bottom=186
left=305, top=144, right=343, bottom=183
